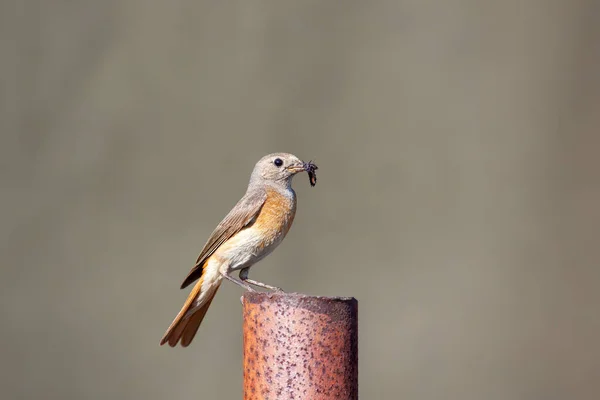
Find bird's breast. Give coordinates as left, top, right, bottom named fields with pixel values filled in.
left=254, top=187, right=297, bottom=243
left=215, top=187, right=297, bottom=270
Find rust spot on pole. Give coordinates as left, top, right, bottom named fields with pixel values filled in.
left=242, top=292, right=358, bottom=400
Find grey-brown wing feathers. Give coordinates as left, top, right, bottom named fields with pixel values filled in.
left=180, top=189, right=266, bottom=289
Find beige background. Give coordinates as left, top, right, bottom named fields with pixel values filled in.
left=2, top=1, right=599, bottom=399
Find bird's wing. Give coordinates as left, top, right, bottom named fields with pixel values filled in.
left=180, top=188, right=267, bottom=289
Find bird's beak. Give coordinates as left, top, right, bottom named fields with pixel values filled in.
left=285, top=161, right=307, bottom=174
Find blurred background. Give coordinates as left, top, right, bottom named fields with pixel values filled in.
left=2, top=1, right=599, bottom=399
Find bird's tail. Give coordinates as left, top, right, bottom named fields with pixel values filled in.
left=160, top=265, right=221, bottom=347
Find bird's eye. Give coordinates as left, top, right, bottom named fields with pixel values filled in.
left=273, top=158, right=283, bottom=167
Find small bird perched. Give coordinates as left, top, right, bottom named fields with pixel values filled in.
left=160, top=153, right=317, bottom=347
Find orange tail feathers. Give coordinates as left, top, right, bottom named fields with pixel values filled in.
left=160, top=276, right=221, bottom=347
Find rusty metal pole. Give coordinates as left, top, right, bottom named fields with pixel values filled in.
left=242, top=292, right=358, bottom=400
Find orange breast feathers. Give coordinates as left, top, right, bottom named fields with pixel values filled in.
left=253, top=188, right=297, bottom=244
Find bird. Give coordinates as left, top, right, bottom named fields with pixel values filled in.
left=160, top=153, right=317, bottom=347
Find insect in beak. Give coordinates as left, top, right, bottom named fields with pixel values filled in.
left=303, top=161, right=318, bottom=187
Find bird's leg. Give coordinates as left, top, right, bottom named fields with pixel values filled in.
left=220, top=270, right=256, bottom=292
left=239, top=267, right=284, bottom=292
